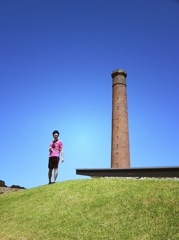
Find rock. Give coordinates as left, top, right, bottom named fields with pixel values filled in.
left=0, top=187, right=21, bottom=194
left=0, top=180, right=6, bottom=187
left=11, top=185, right=25, bottom=189
left=0, top=180, right=25, bottom=194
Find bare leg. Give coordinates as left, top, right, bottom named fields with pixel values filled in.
left=48, top=169, right=52, bottom=184
left=54, top=168, right=58, bottom=182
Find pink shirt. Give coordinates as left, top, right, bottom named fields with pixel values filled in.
left=49, top=140, right=63, bottom=157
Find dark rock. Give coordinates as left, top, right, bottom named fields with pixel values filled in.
left=11, top=185, right=25, bottom=189
left=0, top=180, right=6, bottom=187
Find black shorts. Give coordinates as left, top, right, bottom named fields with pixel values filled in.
left=48, top=157, right=59, bottom=169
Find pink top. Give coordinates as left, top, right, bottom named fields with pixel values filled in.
left=49, top=140, right=63, bottom=157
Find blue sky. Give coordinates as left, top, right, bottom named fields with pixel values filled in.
left=0, top=0, right=178, bottom=188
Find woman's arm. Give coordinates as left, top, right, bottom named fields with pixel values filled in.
left=61, top=148, right=64, bottom=162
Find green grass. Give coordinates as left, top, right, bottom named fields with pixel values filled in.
left=0, top=178, right=178, bottom=240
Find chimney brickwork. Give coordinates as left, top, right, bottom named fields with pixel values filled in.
left=111, top=69, right=130, bottom=168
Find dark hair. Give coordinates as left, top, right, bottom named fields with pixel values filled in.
left=52, top=130, right=59, bottom=136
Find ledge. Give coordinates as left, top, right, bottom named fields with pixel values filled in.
left=76, top=166, right=179, bottom=178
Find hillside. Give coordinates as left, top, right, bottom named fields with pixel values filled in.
left=0, top=178, right=178, bottom=240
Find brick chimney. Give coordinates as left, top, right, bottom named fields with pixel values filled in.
left=111, top=69, right=130, bottom=168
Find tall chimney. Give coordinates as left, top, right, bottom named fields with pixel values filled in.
left=111, top=69, right=130, bottom=168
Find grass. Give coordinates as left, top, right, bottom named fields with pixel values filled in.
left=0, top=178, right=179, bottom=240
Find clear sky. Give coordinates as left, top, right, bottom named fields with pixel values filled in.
left=0, top=0, right=178, bottom=188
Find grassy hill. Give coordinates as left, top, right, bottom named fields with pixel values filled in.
left=0, top=178, right=178, bottom=240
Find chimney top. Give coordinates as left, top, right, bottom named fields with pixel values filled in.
left=111, top=69, right=127, bottom=78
